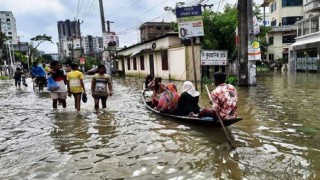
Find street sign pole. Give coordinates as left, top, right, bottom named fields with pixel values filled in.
left=191, top=37, right=198, bottom=91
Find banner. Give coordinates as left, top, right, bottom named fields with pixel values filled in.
left=103, top=32, right=117, bottom=48
left=248, top=41, right=261, bottom=61
left=200, top=50, right=228, bottom=66
left=176, top=5, right=204, bottom=38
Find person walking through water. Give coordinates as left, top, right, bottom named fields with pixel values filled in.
left=47, top=61, right=68, bottom=109
left=13, top=67, right=24, bottom=88
left=91, top=65, right=113, bottom=109
left=67, top=63, right=86, bottom=111
left=199, top=72, right=238, bottom=120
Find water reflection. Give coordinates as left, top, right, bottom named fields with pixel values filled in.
left=0, top=73, right=320, bottom=179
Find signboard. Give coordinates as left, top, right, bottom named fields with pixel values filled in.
left=200, top=50, right=228, bottom=66
left=80, top=57, right=85, bottom=64
left=103, top=32, right=117, bottom=48
left=176, top=5, right=204, bottom=38
left=248, top=41, right=261, bottom=61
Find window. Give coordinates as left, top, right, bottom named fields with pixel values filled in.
left=140, top=55, right=145, bottom=70
left=161, top=51, right=168, bottom=70
left=6, top=18, right=10, bottom=22
left=271, top=2, right=277, bottom=12
left=282, top=0, right=302, bottom=7
left=271, top=20, right=277, bottom=26
left=282, top=16, right=303, bottom=25
left=6, top=14, right=9, bottom=16
left=269, top=54, right=274, bottom=61
left=298, top=23, right=302, bottom=36
left=127, top=58, right=131, bottom=70
left=303, top=20, right=310, bottom=35
left=282, top=35, right=296, bottom=43
left=156, top=26, right=161, bottom=30
left=311, top=18, right=319, bottom=33
left=7, top=32, right=12, bottom=35
left=164, top=26, right=170, bottom=30
left=133, top=57, right=137, bottom=70
left=269, top=37, right=274, bottom=44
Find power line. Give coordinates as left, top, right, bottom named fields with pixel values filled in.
left=117, top=0, right=168, bottom=27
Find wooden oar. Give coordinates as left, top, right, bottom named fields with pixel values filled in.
left=205, top=85, right=235, bottom=149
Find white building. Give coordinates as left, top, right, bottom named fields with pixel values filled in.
left=289, top=0, right=320, bottom=72
left=81, top=35, right=103, bottom=56
left=261, top=0, right=303, bottom=62
left=58, top=36, right=81, bottom=58
left=0, top=11, right=18, bottom=44
left=116, top=32, right=201, bottom=81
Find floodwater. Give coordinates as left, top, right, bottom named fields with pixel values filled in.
left=0, top=72, right=320, bottom=179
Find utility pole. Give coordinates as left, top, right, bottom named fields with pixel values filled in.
left=106, top=20, right=114, bottom=33
left=99, top=0, right=106, bottom=33
left=237, top=0, right=249, bottom=86
left=247, top=0, right=256, bottom=86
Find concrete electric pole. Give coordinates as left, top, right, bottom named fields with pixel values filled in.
left=99, top=0, right=106, bottom=33
left=247, top=0, right=257, bottom=86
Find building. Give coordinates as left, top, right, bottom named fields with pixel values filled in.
left=261, top=0, right=303, bottom=62
left=139, top=22, right=173, bottom=42
left=116, top=32, right=201, bottom=81
left=58, top=36, right=81, bottom=60
left=0, top=11, right=18, bottom=44
left=57, top=19, right=81, bottom=59
left=289, top=0, right=320, bottom=72
left=81, top=35, right=103, bottom=57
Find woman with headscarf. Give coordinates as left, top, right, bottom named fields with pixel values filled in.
left=156, top=83, right=180, bottom=113
left=175, top=81, right=200, bottom=116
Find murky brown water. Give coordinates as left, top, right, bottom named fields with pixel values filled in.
left=0, top=72, right=319, bottom=179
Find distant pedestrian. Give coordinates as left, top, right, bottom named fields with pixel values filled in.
left=67, top=63, right=86, bottom=111
left=91, top=65, right=112, bottom=109
left=47, top=61, right=68, bottom=109
left=14, top=67, right=24, bottom=88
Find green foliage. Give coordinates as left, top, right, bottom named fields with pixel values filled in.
left=41, top=54, right=54, bottom=62
left=202, top=4, right=238, bottom=59
left=14, top=52, right=28, bottom=64
left=0, top=76, right=9, bottom=80
left=202, top=76, right=212, bottom=84
left=226, top=75, right=238, bottom=85
left=29, top=34, right=53, bottom=64
left=83, top=56, right=101, bottom=70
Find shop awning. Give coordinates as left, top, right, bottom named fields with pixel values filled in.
left=130, top=48, right=154, bottom=57
left=291, top=36, right=320, bottom=46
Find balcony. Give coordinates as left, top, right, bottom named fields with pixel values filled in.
left=304, top=0, right=320, bottom=12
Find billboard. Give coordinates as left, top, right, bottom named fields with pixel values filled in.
left=200, top=50, right=228, bottom=66
left=248, top=41, right=261, bottom=61
left=103, top=32, right=117, bottom=48
left=176, top=5, right=204, bottom=38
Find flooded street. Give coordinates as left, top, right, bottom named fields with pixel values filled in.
left=0, top=72, right=320, bottom=179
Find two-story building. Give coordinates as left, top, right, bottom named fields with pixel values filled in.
left=116, top=32, right=201, bottom=81
left=261, top=0, right=303, bottom=62
left=289, top=0, right=320, bottom=72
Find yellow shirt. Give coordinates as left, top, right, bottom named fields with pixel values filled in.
left=67, top=70, right=84, bottom=93
left=44, top=67, right=51, bottom=73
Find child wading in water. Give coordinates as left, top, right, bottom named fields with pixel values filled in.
left=14, top=68, right=24, bottom=88
left=67, top=63, right=86, bottom=111
left=91, top=65, right=112, bottom=109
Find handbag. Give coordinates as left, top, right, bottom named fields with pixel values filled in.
left=82, top=92, right=87, bottom=103
left=47, top=77, right=60, bottom=91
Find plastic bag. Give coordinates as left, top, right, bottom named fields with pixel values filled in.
left=82, top=92, right=87, bottom=103
left=47, top=77, right=60, bottom=91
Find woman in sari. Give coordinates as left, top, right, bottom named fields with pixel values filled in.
left=156, top=83, right=180, bottom=113
left=148, top=77, right=166, bottom=106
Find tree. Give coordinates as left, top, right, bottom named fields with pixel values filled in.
left=29, top=34, right=53, bottom=64
left=41, top=54, right=54, bottom=62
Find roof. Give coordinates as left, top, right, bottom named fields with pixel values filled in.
left=291, top=35, right=320, bottom=46
left=117, top=32, right=179, bottom=53
left=139, top=21, right=172, bottom=28
left=261, top=0, right=272, bottom=7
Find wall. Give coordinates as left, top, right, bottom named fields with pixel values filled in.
left=168, top=47, right=186, bottom=80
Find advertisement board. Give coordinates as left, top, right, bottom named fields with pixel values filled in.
left=248, top=41, right=261, bottom=61
left=200, top=50, right=228, bottom=66
left=103, top=32, right=117, bottom=48
left=176, top=5, right=204, bottom=38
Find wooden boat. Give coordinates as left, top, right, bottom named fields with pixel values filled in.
left=142, top=91, right=242, bottom=127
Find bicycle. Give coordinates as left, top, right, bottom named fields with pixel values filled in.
left=32, top=76, right=47, bottom=92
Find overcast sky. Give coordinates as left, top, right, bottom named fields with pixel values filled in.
left=1, top=0, right=263, bottom=54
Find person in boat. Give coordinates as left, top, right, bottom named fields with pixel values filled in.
left=144, top=74, right=153, bottom=90
left=155, top=83, right=180, bottom=113
left=148, top=77, right=166, bottom=106
left=175, top=81, right=200, bottom=116
left=199, top=72, right=238, bottom=120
